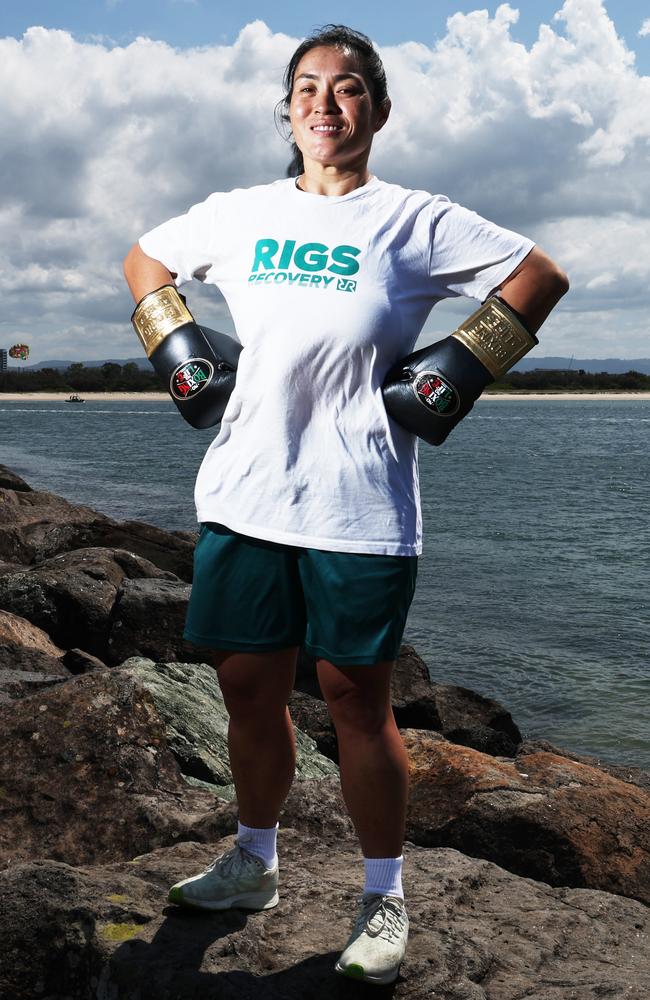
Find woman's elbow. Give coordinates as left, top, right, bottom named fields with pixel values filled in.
left=122, top=242, right=142, bottom=280
left=550, top=262, right=570, bottom=301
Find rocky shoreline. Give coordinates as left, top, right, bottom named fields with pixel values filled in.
left=0, top=463, right=647, bottom=998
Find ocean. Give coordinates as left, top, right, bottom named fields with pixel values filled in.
left=1, top=396, right=648, bottom=771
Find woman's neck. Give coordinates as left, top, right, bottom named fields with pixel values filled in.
left=296, top=161, right=373, bottom=197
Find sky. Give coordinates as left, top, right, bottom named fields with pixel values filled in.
left=1, top=0, right=649, bottom=363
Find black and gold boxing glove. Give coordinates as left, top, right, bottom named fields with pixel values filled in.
left=382, top=297, right=537, bottom=446
left=131, top=285, right=242, bottom=429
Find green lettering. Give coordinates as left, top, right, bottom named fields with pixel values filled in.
left=251, top=239, right=279, bottom=272
left=329, top=244, right=361, bottom=277
left=294, top=242, right=328, bottom=272
left=278, top=240, right=296, bottom=270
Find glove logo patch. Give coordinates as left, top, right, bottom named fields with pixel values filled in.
left=413, top=372, right=460, bottom=417
left=170, top=359, right=214, bottom=400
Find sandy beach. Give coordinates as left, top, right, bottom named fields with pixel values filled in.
left=1, top=391, right=649, bottom=402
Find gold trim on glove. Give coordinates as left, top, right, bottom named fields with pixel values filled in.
left=452, top=298, right=537, bottom=381
left=131, top=285, right=194, bottom=357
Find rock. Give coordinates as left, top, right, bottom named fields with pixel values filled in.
left=0, top=832, right=647, bottom=1000
left=0, top=668, right=69, bottom=703
left=403, top=730, right=650, bottom=904
left=0, top=668, right=234, bottom=867
left=0, top=464, right=32, bottom=491
left=294, top=647, right=321, bottom=697
left=0, top=643, right=69, bottom=677
left=518, top=738, right=650, bottom=793
left=61, top=647, right=109, bottom=674
left=433, top=682, right=522, bottom=756
left=392, top=644, right=443, bottom=731
left=107, top=580, right=196, bottom=665
left=0, top=482, right=196, bottom=579
left=293, top=645, right=520, bottom=759
left=117, top=659, right=339, bottom=792
left=279, top=776, right=353, bottom=841
left=0, top=547, right=178, bottom=661
left=288, top=690, right=339, bottom=762
left=0, top=609, right=64, bottom=657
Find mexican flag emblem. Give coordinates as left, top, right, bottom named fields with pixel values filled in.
left=414, top=372, right=460, bottom=416
left=170, top=359, right=214, bottom=400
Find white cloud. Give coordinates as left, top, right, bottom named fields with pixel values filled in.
left=639, top=19, right=650, bottom=38
left=0, top=5, right=649, bottom=363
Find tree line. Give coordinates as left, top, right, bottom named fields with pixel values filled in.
left=1, top=363, right=649, bottom=393
left=490, top=369, right=650, bottom=391
left=0, top=362, right=165, bottom=392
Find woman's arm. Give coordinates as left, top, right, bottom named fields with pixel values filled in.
left=123, top=243, right=176, bottom=304
left=495, top=246, right=569, bottom=335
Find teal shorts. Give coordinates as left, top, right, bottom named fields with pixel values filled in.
left=183, top=522, right=418, bottom=666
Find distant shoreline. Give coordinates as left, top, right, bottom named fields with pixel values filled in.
left=1, top=391, right=650, bottom=402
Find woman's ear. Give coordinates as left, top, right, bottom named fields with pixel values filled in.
left=374, top=98, right=392, bottom=133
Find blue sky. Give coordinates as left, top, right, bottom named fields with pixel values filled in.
left=1, top=1, right=649, bottom=361
left=2, top=0, right=649, bottom=72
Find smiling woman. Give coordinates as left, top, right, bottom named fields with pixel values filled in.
left=275, top=24, right=391, bottom=194
left=122, top=21, right=567, bottom=987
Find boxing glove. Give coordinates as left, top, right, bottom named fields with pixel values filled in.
left=131, top=285, right=242, bottom=429
left=382, top=297, right=537, bottom=446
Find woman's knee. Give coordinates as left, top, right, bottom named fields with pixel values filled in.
left=316, top=658, right=394, bottom=734
left=212, top=647, right=298, bottom=719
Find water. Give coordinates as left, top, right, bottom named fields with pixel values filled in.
left=1, top=397, right=648, bottom=771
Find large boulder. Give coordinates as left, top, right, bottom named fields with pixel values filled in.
left=404, top=729, right=650, bottom=904
left=0, top=548, right=178, bottom=660
left=518, top=737, right=650, bottom=793
left=0, top=478, right=196, bottom=580
left=116, top=659, right=339, bottom=796
left=0, top=668, right=230, bottom=867
left=0, top=609, right=64, bottom=657
left=0, top=831, right=646, bottom=1000
left=0, top=611, right=70, bottom=695
left=0, top=464, right=32, bottom=490
left=106, top=580, right=196, bottom=665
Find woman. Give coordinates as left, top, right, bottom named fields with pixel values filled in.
left=123, top=24, right=568, bottom=985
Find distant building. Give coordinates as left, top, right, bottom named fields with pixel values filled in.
left=0, top=349, right=7, bottom=373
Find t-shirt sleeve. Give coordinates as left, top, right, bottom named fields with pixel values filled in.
left=428, top=198, right=535, bottom=303
left=138, top=192, right=222, bottom=287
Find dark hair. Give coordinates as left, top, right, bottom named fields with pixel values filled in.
left=275, top=24, right=390, bottom=178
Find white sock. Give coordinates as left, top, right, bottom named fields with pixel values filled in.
left=236, top=821, right=279, bottom=869
left=363, top=855, right=404, bottom=900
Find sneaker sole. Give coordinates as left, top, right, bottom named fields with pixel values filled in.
left=168, top=886, right=279, bottom=911
left=334, top=959, right=400, bottom=985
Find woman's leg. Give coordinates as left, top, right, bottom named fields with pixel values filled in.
left=212, top=646, right=299, bottom=827
left=316, top=658, right=409, bottom=858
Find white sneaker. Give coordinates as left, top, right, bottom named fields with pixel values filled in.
left=168, top=841, right=279, bottom=911
left=335, top=893, right=409, bottom=985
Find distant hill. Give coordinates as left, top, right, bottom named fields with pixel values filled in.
left=7, top=356, right=650, bottom=375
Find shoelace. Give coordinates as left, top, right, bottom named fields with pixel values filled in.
left=203, top=844, right=260, bottom=877
left=355, top=895, right=406, bottom=942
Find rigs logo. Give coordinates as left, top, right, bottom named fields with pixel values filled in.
left=248, top=238, right=361, bottom=293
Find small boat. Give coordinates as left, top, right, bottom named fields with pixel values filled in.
left=66, top=393, right=85, bottom=403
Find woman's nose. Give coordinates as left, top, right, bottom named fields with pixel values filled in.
left=314, top=88, right=340, bottom=113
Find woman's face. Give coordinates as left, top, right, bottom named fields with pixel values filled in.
left=289, top=45, right=389, bottom=173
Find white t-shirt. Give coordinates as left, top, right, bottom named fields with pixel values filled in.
left=139, top=176, right=534, bottom=556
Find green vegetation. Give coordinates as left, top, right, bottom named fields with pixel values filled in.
left=487, top=369, right=650, bottom=392
left=0, top=362, right=165, bottom=393
left=1, top=364, right=649, bottom=394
